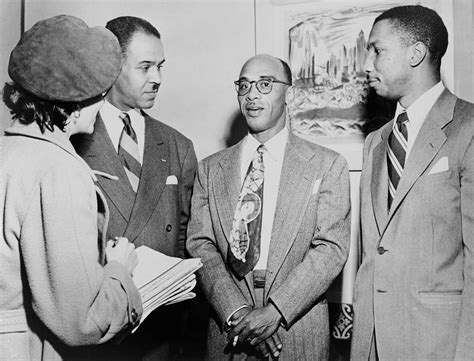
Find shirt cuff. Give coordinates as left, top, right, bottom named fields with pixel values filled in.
left=225, top=305, right=251, bottom=328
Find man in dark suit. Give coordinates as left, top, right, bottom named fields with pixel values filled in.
left=187, top=54, right=351, bottom=360
left=72, top=16, right=197, bottom=360
left=352, top=5, right=474, bottom=360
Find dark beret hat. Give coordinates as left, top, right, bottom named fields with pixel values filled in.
left=8, top=14, right=122, bottom=102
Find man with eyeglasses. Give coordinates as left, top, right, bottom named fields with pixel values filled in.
left=187, top=54, right=351, bottom=360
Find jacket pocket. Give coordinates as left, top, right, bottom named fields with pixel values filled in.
left=0, top=309, right=28, bottom=333
left=418, top=290, right=462, bottom=304
left=0, top=309, right=31, bottom=360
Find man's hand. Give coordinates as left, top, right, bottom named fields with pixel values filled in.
left=228, top=303, right=283, bottom=349
left=257, top=332, right=283, bottom=359
left=105, top=237, right=137, bottom=275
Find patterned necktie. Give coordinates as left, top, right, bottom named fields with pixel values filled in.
left=118, top=112, right=141, bottom=192
left=387, top=111, right=409, bottom=209
left=228, top=144, right=266, bottom=278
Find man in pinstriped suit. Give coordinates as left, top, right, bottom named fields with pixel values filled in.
left=73, top=16, right=197, bottom=361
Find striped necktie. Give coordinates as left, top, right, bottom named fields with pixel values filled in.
left=118, top=112, right=141, bottom=192
left=228, top=144, right=266, bottom=278
left=387, top=111, right=409, bottom=209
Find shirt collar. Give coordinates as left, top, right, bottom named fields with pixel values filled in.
left=264, top=126, right=288, bottom=162
left=242, top=126, right=288, bottom=164
left=101, top=99, right=123, bottom=122
left=394, top=81, right=445, bottom=132
left=101, top=100, right=144, bottom=124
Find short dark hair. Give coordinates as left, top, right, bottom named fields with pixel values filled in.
left=279, top=58, right=293, bottom=85
left=3, top=82, right=99, bottom=133
left=106, top=16, right=161, bottom=54
left=374, top=5, right=448, bottom=70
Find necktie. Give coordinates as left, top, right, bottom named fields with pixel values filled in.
left=387, top=111, right=409, bottom=209
left=118, top=113, right=141, bottom=192
left=228, top=144, right=266, bottom=278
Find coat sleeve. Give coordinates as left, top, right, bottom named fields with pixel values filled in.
left=454, top=135, right=474, bottom=360
left=269, top=154, right=351, bottom=328
left=186, top=160, right=250, bottom=328
left=178, top=141, right=198, bottom=258
left=20, top=161, right=142, bottom=346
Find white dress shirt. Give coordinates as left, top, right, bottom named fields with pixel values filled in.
left=393, top=81, right=445, bottom=159
left=100, top=100, right=146, bottom=163
left=239, top=127, right=288, bottom=270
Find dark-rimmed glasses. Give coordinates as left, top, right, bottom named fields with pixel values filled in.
left=234, top=78, right=291, bottom=96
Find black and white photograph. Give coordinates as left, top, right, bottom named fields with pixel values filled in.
left=1, top=0, right=473, bottom=360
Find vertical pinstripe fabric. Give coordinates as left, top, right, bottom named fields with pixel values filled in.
left=387, top=111, right=409, bottom=209
left=118, top=113, right=141, bottom=192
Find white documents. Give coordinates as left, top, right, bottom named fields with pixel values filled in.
left=132, top=246, right=202, bottom=332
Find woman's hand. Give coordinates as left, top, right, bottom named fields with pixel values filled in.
left=105, top=237, right=138, bottom=275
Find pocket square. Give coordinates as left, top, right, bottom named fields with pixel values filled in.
left=166, top=175, right=178, bottom=185
left=428, top=157, right=449, bottom=175
left=312, top=179, right=322, bottom=194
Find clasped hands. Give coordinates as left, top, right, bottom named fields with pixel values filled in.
left=227, top=303, right=283, bottom=359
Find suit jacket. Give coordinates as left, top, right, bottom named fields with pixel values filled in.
left=187, top=132, right=351, bottom=360
left=0, top=122, right=142, bottom=361
left=72, top=112, right=197, bottom=360
left=73, top=112, right=197, bottom=257
left=351, top=89, right=474, bottom=361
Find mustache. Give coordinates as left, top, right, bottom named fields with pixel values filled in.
left=245, top=102, right=263, bottom=108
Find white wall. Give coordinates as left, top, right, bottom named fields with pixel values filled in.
left=453, top=0, right=474, bottom=101
left=21, top=0, right=256, bottom=159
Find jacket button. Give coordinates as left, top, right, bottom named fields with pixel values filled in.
left=166, top=224, right=172, bottom=232
left=377, top=246, right=387, bottom=255
left=131, top=309, right=138, bottom=322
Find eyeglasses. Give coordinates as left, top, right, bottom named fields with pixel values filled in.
left=234, top=78, right=291, bottom=96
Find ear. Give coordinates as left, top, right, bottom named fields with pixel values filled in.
left=284, top=85, right=294, bottom=106
left=68, top=110, right=80, bottom=124
left=409, top=41, right=427, bottom=67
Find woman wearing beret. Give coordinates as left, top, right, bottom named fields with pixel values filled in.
left=0, top=15, right=142, bottom=360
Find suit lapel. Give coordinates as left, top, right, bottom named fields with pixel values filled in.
left=82, top=115, right=135, bottom=220
left=370, top=125, right=392, bottom=234
left=124, top=115, right=169, bottom=241
left=215, top=145, right=241, bottom=244
left=371, top=89, right=455, bottom=241
left=386, top=90, right=455, bottom=225
left=265, top=134, right=315, bottom=295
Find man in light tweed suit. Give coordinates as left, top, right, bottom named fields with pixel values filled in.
left=187, top=54, right=351, bottom=360
left=352, top=5, right=474, bottom=361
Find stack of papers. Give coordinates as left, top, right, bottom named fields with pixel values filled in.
left=131, top=246, right=202, bottom=332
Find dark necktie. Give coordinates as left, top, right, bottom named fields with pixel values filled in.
left=118, top=113, right=141, bottom=192
left=387, top=111, right=409, bottom=209
left=228, top=144, right=266, bottom=278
